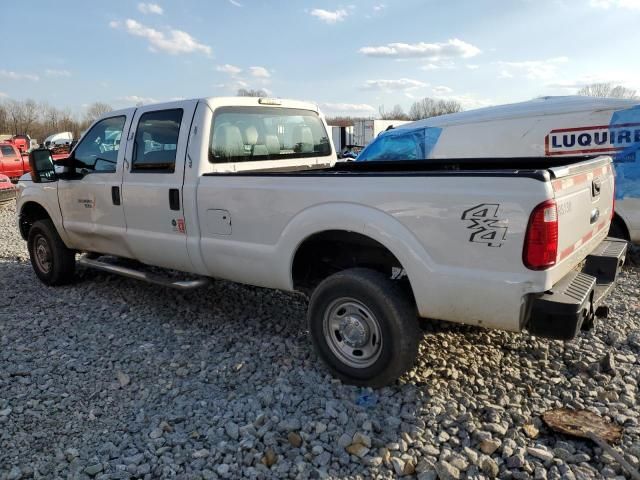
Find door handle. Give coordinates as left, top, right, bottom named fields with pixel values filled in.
left=169, top=189, right=180, bottom=211
left=111, top=186, right=121, bottom=205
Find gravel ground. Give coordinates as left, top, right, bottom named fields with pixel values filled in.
left=1, top=202, right=639, bottom=480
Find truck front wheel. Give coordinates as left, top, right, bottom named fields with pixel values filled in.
left=307, top=268, right=421, bottom=387
left=27, top=219, right=76, bottom=286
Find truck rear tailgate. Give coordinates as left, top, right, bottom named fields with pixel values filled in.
left=549, top=156, right=615, bottom=282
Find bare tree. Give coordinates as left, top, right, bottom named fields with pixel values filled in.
left=577, top=82, right=638, bottom=100
left=378, top=104, right=409, bottom=120
left=5, top=99, right=39, bottom=135
left=408, top=97, right=462, bottom=121
left=237, top=88, right=268, bottom=97
left=0, top=103, right=7, bottom=134
left=84, top=102, right=113, bottom=123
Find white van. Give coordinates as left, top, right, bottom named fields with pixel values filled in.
left=357, top=96, right=640, bottom=243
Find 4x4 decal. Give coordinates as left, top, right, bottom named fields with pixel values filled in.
left=462, top=204, right=507, bottom=247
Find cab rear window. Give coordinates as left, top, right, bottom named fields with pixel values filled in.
left=209, top=107, right=331, bottom=164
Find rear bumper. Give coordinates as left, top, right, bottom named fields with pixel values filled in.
left=527, top=238, right=627, bottom=340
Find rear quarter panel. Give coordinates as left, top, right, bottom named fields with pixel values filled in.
left=195, top=173, right=552, bottom=331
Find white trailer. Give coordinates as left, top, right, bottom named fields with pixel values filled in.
left=357, top=96, right=640, bottom=243
left=329, top=125, right=354, bottom=152
left=353, top=119, right=410, bottom=147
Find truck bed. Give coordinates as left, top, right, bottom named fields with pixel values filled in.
left=203, top=155, right=600, bottom=177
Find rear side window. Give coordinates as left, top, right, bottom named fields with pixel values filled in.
left=1, top=145, right=16, bottom=157
left=209, top=107, right=331, bottom=164
left=132, top=109, right=183, bottom=173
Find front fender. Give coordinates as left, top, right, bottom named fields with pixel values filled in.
left=16, top=180, right=69, bottom=246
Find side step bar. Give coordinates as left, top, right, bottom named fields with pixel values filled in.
left=78, top=257, right=209, bottom=291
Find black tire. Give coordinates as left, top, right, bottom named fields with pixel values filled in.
left=308, top=268, right=420, bottom=387
left=609, top=218, right=628, bottom=241
left=27, top=219, right=76, bottom=285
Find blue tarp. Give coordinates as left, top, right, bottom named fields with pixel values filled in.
left=356, top=127, right=442, bottom=162
left=610, top=105, right=640, bottom=199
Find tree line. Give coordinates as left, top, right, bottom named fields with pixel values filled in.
left=0, top=100, right=112, bottom=143
left=1, top=83, right=636, bottom=142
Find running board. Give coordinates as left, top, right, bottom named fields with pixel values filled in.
left=77, top=257, right=209, bottom=290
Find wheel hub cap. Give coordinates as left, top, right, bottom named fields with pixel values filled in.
left=34, top=236, right=52, bottom=274
left=340, top=315, right=369, bottom=348
left=323, top=298, right=383, bottom=368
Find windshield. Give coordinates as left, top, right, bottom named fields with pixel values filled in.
left=209, top=107, right=331, bottom=163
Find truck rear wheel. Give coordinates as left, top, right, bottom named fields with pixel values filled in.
left=27, top=219, right=76, bottom=285
left=307, top=268, right=420, bottom=387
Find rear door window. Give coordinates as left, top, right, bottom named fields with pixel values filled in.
left=132, top=109, right=183, bottom=173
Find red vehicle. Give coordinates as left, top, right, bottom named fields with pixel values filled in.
left=0, top=142, right=30, bottom=181
left=9, top=135, right=31, bottom=153
left=0, top=173, right=16, bottom=205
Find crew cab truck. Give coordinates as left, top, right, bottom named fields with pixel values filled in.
left=17, top=97, right=626, bottom=387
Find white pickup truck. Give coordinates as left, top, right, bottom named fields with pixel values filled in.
left=17, top=97, right=627, bottom=387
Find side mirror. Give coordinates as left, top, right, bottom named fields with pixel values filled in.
left=28, top=149, right=57, bottom=183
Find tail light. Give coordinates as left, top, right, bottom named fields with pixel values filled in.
left=523, top=199, right=558, bottom=270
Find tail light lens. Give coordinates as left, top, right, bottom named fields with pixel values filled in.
left=523, top=199, right=558, bottom=270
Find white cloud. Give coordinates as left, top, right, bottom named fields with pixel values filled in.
left=0, top=70, right=39, bottom=81
left=138, top=2, right=163, bottom=14
left=359, top=39, right=481, bottom=60
left=362, top=78, right=428, bottom=91
left=438, top=94, right=494, bottom=110
left=45, top=69, right=71, bottom=77
left=466, top=64, right=480, bottom=70
left=590, top=0, right=640, bottom=9
left=373, top=4, right=385, bottom=12
left=320, top=103, right=376, bottom=114
left=110, top=19, right=212, bottom=56
left=310, top=8, right=349, bottom=24
left=498, top=57, right=568, bottom=80
left=546, top=72, right=640, bottom=92
left=420, top=61, right=457, bottom=71
left=217, top=64, right=242, bottom=75
left=228, top=0, right=243, bottom=6
left=0, top=92, right=7, bottom=98
left=249, top=66, right=271, bottom=78
left=432, top=85, right=453, bottom=95
left=119, top=95, right=158, bottom=105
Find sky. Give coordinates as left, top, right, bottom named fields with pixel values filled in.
left=2, top=0, right=640, bottom=118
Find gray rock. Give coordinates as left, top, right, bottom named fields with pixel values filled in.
left=434, top=460, right=461, bottom=480
left=527, top=446, right=554, bottom=462
left=481, top=457, right=499, bottom=478
left=7, top=466, right=22, bottom=480
left=84, top=464, right=103, bottom=476
left=225, top=422, right=239, bottom=440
